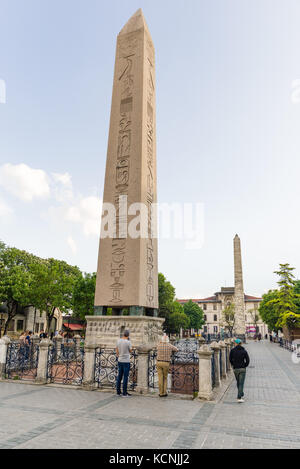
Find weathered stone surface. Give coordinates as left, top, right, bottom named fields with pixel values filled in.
left=85, top=316, right=164, bottom=349
left=233, top=234, right=246, bottom=337
left=94, top=9, right=158, bottom=312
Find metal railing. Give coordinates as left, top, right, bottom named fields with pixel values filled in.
left=47, top=342, right=84, bottom=385
left=148, top=349, right=199, bottom=396
left=94, top=348, right=138, bottom=391
left=5, top=341, right=39, bottom=381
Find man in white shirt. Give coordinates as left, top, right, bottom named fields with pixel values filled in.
left=116, top=330, right=132, bottom=397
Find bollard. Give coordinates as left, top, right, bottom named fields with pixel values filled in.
left=136, top=345, right=152, bottom=394
left=218, top=341, right=227, bottom=379
left=210, top=341, right=221, bottom=387
left=36, top=339, right=51, bottom=384
left=0, top=336, right=11, bottom=379
left=82, top=343, right=98, bottom=389
left=198, top=344, right=213, bottom=400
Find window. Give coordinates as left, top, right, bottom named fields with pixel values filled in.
left=8, top=320, right=15, bottom=332
left=35, top=323, right=39, bottom=333
left=204, top=326, right=207, bottom=333
left=214, top=315, right=217, bottom=322
left=245, top=315, right=247, bottom=322
left=203, top=304, right=207, bottom=311
left=214, top=326, right=218, bottom=333
left=204, top=315, right=207, bottom=321
left=17, top=320, right=24, bottom=331
left=213, top=304, right=217, bottom=311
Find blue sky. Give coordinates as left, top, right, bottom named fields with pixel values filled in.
left=1, top=0, right=300, bottom=299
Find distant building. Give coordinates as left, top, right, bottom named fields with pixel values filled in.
left=178, top=287, right=267, bottom=337
left=0, top=306, right=63, bottom=337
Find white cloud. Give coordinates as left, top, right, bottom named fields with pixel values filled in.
left=0, top=163, right=50, bottom=202
left=67, top=236, right=77, bottom=254
left=51, top=172, right=73, bottom=202
left=66, top=196, right=101, bottom=237
left=0, top=197, right=13, bottom=217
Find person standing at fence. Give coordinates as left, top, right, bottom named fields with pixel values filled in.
left=156, top=334, right=178, bottom=398
left=229, top=339, right=250, bottom=403
left=116, top=330, right=132, bottom=397
left=24, top=331, right=32, bottom=360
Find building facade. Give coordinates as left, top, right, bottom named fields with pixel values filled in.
left=178, top=287, right=267, bottom=337
left=0, top=306, right=63, bottom=338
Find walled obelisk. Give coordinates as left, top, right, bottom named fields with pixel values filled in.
left=85, top=9, right=163, bottom=348
left=233, top=234, right=246, bottom=340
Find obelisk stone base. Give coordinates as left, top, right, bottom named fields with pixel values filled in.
left=85, top=316, right=164, bottom=349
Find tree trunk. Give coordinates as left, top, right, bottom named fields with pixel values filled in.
left=3, top=301, right=17, bottom=335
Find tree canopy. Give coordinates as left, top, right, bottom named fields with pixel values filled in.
left=72, top=272, right=96, bottom=320
left=259, top=264, right=300, bottom=332
left=183, top=300, right=205, bottom=330
left=0, top=242, right=81, bottom=333
left=158, top=273, right=190, bottom=334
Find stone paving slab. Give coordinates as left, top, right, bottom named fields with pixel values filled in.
left=0, top=340, right=299, bottom=449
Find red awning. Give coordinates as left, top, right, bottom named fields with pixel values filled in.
left=63, top=323, right=85, bottom=331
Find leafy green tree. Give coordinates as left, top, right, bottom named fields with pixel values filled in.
left=29, top=258, right=81, bottom=332
left=183, top=300, right=205, bottom=330
left=0, top=246, right=34, bottom=334
left=158, top=273, right=175, bottom=313
left=248, top=308, right=260, bottom=333
left=293, top=280, right=300, bottom=313
left=259, top=290, right=281, bottom=332
left=269, top=264, right=300, bottom=330
left=72, top=272, right=96, bottom=320
left=158, top=273, right=189, bottom=334
left=220, top=302, right=236, bottom=337
left=168, top=310, right=190, bottom=334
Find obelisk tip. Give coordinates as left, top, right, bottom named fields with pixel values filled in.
left=119, top=8, right=150, bottom=36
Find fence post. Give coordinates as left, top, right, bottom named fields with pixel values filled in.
left=0, top=336, right=11, bottom=379
left=198, top=336, right=206, bottom=348
left=136, top=345, right=152, bottom=395
left=54, top=334, right=63, bottom=359
left=82, top=344, right=97, bottom=389
left=36, top=339, right=51, bottom=384
left=210, top=341, right=221, bottom=387
left=32, top=335, right=40, bottom=347
left=197, top=344, right=213, bottom=400
left=224, top=339, right=231, bottom=371
left=74, top=334, right=81, bottom=356
left=219, top=341, right=227, bottom=379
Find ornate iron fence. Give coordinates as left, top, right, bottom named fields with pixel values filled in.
left=173, top=339, right=198, bottom=352
left=47, top=342, right=84, bottom=385
left=148, top=350, right=199, bottom=396
left=219, top=349, right=223, bottom=377
left=5, top=341, right=39, bottom=381
left=211, top=353, right=215, bottom=388
left=94, top=348, right=138, bottom=390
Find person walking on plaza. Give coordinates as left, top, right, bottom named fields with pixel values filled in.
left=229, top=338, right=250, bottom=403
left=156, top=334, right=178, bottom=397
left=116, top=330, right=132, bottom=397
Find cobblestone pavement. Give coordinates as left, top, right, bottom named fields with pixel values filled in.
left=0, top=341, right=299, bottom=449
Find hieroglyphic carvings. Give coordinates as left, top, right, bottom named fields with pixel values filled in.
left=145, top=48, right=155, bottom=307
left=110, top=38, right=137, bottom=304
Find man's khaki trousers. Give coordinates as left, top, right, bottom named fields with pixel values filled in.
left=157, top=361, right=170, bottom=396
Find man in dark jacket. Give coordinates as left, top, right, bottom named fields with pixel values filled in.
left=229, top=339, right=250, bottom=403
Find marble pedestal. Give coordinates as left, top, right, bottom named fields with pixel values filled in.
left=85, top=316, right=165, bottom=348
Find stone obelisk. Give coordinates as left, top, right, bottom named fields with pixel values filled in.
left=85, top=9, right=163, bottom=348
left=233, top=234, right=246, bottom=341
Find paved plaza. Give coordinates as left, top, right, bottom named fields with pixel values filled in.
left=0, top=341, right=299, bottom=449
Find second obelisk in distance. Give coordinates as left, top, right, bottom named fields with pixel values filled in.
left=94, top=9, right=159, bottom=316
